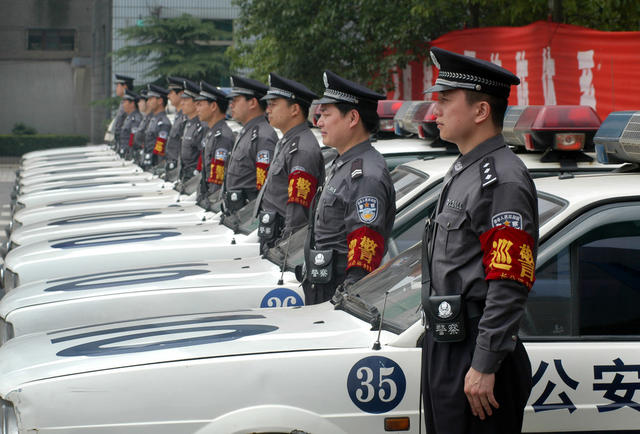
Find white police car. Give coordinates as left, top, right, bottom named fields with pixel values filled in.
left=19, top=144, right=113, bottom=161
left=0, top=135, right=622, bottom=343
left=0, top=146, right=638, bottom=432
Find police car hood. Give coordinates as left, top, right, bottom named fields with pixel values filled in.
left=0, top=304, right=373, bottom=395
left=4, top=223, right=254, bottom=276
left=10, top=205, right=213, bottom=246
left=0, top=257, right=281, bottom=315
left=13, top=190, right=185, bottom=225
left=20, top=165, right=143, bottom=187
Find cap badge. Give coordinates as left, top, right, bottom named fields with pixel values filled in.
left=430, top=51, right=440, bottom=70
left=438, top=301, right=452, bottom=319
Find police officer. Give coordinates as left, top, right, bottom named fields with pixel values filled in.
left=178, top=79, right=207, bottom=188
left=165, top=76, right=188, bottom=181
left=222, top=76, right=278, bottom=214
left=111, top=74, right=134, bottom=148
left=421, top=47, right=538, bottom=434
left=303, top=70, right=395, bottom=305
left=194, top=81, right=233, bottom=208
left=132, top=88, right=151, bottom=162
left=117, top=89, right=143, bottom=157
left=143, top=84, right=171, bottom=170
left=255, top=73, right=325, bottom=252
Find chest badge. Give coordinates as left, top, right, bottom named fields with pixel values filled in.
left=356, top=196, right=379, bottom=224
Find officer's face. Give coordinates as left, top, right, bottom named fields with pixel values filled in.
left=146, top=96, right=158, bottom=112
left=433, top=89, right=476, bottom=146
left=168, top=90, right=182, bottom=108
left=122, top=99, right=135, bottom=113
left=182, top=97, right=197, bottom=117
left=116, top=83, right=125, bottom=97
left=138, top=99, right=147, bottom=113
left=196, top=100, right=214, bottom=122
left=230, top=95, right=250, bottom=124
left=265, top=98, right=294, bottom=131
left=317, top=104, right=352, bottom=149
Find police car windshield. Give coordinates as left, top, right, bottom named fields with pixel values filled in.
left=264, top=226, right=307, bottom=269
left=340, top=193, right=570, bottom=334
left=392, top=165, right=429, bottom=202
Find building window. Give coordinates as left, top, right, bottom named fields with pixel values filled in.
left=28, top=29, right=76, bottom=51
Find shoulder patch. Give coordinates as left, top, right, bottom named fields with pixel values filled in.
left=159, top=131, right=168, bottom=139
left=356, top=196, right=378, bottom=223
left=480, top=157, right=498, bottom=188
left=351, top=158, right=363, bottom=179
left=215, top=148, right=228, bottom=161
left=291, top=165, right=306, bottom=173
left=257, top=149, right=270, bottom=164
left=492, top=211, right=523, bottom=230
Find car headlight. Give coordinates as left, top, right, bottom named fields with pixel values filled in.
left=0, top=399, right=18, bottom=434
left=3, top=269, right=18, bottom=291
left=0, top=319, right=13, bottom=346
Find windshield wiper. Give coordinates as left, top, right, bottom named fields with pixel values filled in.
left=334, top=290, right=380, bottom=329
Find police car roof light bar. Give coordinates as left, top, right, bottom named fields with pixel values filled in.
left=393, top=101, right=434, bottom=137
left=504, top=105, right=601, bottom=153
left=378, top=100, right=404, bottom=132
left=594, top=110, right=640, bottom=165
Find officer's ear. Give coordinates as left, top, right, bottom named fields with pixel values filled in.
left=474, top=100, right=491, bottom=124
left=348, top=108, right=360, bottom=129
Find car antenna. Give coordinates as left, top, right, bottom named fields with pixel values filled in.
left=278, top=232, right=293, bottom=285
left=372, top=290, right=389, bottom=351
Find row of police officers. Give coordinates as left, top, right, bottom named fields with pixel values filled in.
left=110, top=47, right=537, bottom=433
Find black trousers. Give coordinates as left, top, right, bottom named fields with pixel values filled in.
left=422, top=317, right=532, bottom=434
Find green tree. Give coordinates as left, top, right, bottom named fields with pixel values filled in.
left=113, top=14, right=233, bottom=86
left=231, top=0, right=640, bottom=93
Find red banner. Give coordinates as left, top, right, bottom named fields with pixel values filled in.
left=388, top=21, right=640, bottom=120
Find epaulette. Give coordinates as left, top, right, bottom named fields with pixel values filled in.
left=351, top=158, right=363, bottom=179
left=250, top=126, right=259, bottom=142
left=480, top=157, right=498, bottom=188
left=214, top=129, right=222, bottom=137
left=288, top=138, right=299, bottom=154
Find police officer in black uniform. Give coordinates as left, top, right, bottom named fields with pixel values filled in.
left=117, top=89, right=143, bottom=156
left=132, top=88, right=151, bottom=162
left=255, top=73, right=325, bottom=252
left=303, top=70, right=395, bottom=305
left=222, top=76, right=278, bottom=214
left=421, top=47, right=538, bottom=434
left=178, top=79, right=207, bottom=189
left=111, top=74, right=134, bottom=148
left=143, top=84, right=171, bottom=170
left=194, top=81, right=234, bottom=208
left=165, top=76, right=188, bottom=180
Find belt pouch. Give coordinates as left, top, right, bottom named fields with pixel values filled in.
left=426, top=294, right=466, bottom=342
left=307, top=248, right=334, bottom=284
left=225, top=190, right=246, bottom=212
left=258, top=211, right=279, bottom=241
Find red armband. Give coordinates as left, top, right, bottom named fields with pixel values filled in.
left=479, top=225, right=536, bottom=290
left=347, top=226, right=385, bottom=273
left=208, top=159, right=225, bottom=184
left=196, top=153, right=202, bottom=172
left=256, top=162, right=269, bottom=190
left=152, top=134, right=167, bottom=156
left=287, top=170, right=318, bottom=208
left=128, top=133, right=134, bottom=147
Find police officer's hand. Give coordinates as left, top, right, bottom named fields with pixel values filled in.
left=464, top=367, right=499, bottom=420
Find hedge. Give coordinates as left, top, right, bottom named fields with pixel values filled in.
left=0, top=135, right=90, bottom=157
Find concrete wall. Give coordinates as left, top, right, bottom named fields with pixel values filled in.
left=0, top=0, right=101, bottom=136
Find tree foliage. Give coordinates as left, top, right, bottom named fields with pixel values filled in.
left=230, top=0, right=640, bottom=93
left=113, top=14, right=233, bottom=86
